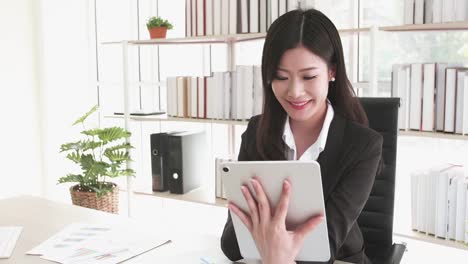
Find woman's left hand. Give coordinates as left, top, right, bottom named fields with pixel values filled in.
left=228, top=177, right=324, bottom=264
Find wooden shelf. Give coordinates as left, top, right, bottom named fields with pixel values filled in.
left=130, top=187, right=228, bottom=208
left=338, top=27, right=371, bottom=33
left=380, top=22, right=468, bottom=31
left=105, top=114, right=249, bottom=125
left=101, top=22, right=468, bottom=47
left=102, top=32, right=266, bottom=46
left=399, top=130, right=468, bottom=140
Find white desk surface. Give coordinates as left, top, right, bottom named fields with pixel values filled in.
left=0, top=195, right=466, bottom=263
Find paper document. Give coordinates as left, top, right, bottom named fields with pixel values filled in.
left=0, top=226, right=23, bottom=258
left=28, top=223, right=170, bottom=264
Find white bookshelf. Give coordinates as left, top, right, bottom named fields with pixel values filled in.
left=380, top=22, right=468, bottom=32
left=394, top=228, right=468, bottom=251
left=106, top=114, right=249, bottom=125
left=106, top=114, right=468, bottom=140
left=100, top=3, right=468, bottom=250
left=127, top=187, right=228, bottom=208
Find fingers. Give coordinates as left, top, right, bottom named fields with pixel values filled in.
left=250, top=177, right=271, bottom=222
left=241, top=185, right=259, bottom=226
left=294, top=213, right=324, bottom=242
left=273, top=180, right=291, bottom=226
left=228, top=202, right=253, bottom=231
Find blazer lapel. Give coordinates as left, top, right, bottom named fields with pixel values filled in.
left=317, top=114, right=346, bottom=200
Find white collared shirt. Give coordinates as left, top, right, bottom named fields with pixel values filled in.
left=282, top=101, right=334, bottom=160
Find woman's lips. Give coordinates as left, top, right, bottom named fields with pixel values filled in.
left=288, top=100, right=311, bottom=110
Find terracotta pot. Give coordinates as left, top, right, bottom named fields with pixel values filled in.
left=148, top=27, right=168, bottom=39
left=69, top=183, right=119, bottom=214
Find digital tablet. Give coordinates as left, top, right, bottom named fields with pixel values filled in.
left=221, top=160, right=330, bottom=262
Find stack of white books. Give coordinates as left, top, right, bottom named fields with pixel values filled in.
left=404, top=0, right=468, bottom=25
left=166, top=65, right=263, bottom=121
left=185, top=0, right=305, bottom=37
left=392, top=63, right=468, bottom=134
left=411, top=164, right=468, bottom=243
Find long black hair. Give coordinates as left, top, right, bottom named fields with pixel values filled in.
left=256, top=8, right=368, bottom=160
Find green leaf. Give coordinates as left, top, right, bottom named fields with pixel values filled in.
left=106, top=142, right=133, bottom=152
left=58, top=174, right=84, bottom=184
left=105, top=168, right=134, bottom=178
left=80, top=154, right=109, bottom=177
left=60, top=141, right=82, bottom=152
left=66, top=152, right=81, bottom=163
left=97, top=127, right=131, bottom=143
left=81, top=140, right=103, bottom=151
left=104, top=150, right=130, bottom=162
left=82, top=128, right=101, bottom=137
left=146, top=16, right=173, bottom=29
left=72, top=105, right=98, bottom=126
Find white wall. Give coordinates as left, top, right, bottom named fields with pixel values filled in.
left=0, top=0, right=43, bottom=198
left=38, top=0, right=98, bottom=201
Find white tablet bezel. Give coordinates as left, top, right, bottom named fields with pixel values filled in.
left=221, top=160, right=330, bottom=262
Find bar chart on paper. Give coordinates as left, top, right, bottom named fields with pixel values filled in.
left=0, top=226, right=22, bottom=258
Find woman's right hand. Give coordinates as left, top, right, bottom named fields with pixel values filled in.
left=228, top=178, right=324, bottom=264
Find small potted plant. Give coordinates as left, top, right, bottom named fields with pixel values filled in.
left=146, top=16, right=173, bottom=39
left=58, top=105, right=135, bottom=214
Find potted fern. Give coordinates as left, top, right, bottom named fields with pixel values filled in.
left=146, top=16, right=173, bottom=39
left=58, top=105, right=135, bottom=214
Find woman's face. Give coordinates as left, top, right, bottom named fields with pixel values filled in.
left=271, top=45, right=335, bottom=124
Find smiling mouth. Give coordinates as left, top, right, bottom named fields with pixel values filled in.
left=287, top=100, right=312, bottom=109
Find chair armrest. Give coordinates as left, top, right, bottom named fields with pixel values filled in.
left=385, top=242, right=407, bottom=264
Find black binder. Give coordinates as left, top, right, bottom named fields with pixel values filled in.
left=150, top=132, right=170, bottom=192
left=167, top=131, right=205, bottom=194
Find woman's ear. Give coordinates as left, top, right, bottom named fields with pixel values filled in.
left=328, top=65, right=337, bottom=81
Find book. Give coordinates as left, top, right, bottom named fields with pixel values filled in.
left=191, top=0, right=197, bottom=36
left=432, top=0, right=443, bottom=23
left=442, top=0, right=455, bottom=23
left=221, top=0, right=229, bottom=35
left=455, top=0, right=468, bottom=21
left=455, top=70, right=468, bottom=134
left=259, top=0, right=268, bottom=33
left=197, top=0, right=205, bottom=36
left=422, top=63, right=436, bottom=132
left=404, top=0, right=415, bottom=24
left=229, top=0, right=237, bottom=34
left=205, top=0, right=213, bottom=35
left=444, top=68, right=458, bottom=132
left=249, top=0, right=259, bottom=33
left=425, top=0, right=434, bottom=23
left=435, top=63, right=448, bottom=131
left=455, top=173, right=467, bottom=241
left=414, top=0, right=424, bottom=24
left=392, top=64, right=411, bottom=130
left=213, top=0, right=221, bottom=35
left=410, top=64, right=423, bottom=130
left=186, top=0, right=192, bottom=37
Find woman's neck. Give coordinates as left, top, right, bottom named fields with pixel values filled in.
left=289, top=102, right=328, bottom=158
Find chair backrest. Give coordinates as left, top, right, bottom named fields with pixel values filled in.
left=357, top=97, right=400, bottom=261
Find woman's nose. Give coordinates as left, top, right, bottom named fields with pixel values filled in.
left=287, top=79, right=306, bottom=98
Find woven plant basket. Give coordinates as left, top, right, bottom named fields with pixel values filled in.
left=70, top=183, right=119, bottom=214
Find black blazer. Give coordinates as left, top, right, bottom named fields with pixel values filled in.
left=220, top=113, right=383, bottom=264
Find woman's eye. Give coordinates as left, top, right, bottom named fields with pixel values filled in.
left=275, top=76, right=288, bottom=81
left=304, top=76, right=317, bottom=80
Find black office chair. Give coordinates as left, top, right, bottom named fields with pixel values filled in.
left=357, top=97, right=406, bottom=264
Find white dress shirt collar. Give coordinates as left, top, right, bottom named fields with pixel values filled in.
left=282, top=101, right=335, bottom=160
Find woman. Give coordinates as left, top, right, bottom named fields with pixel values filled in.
left=220, top=8, right=382, bottom=264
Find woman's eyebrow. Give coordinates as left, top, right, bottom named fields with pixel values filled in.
left=277, top=67, right=319, bottom=73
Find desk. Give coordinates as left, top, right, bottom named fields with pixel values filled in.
left=1, top=195, right=467, bottom=263
left=0, top=195, right=232, bottom=263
